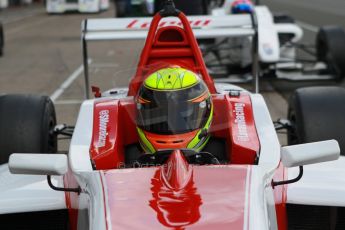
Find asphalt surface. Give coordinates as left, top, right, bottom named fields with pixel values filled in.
left=0, top=3, right=45, bottom=24
left=0, top=1, right=344, bottom=151
left=262, top=0, right=345, bottom=29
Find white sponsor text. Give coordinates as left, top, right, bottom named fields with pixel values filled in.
left=233, top=103, right=249, bottom=142
left=98, top=110, right=109, bottom=148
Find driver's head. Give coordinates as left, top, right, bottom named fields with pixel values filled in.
left=136, top=67, right=213, bottom=153
left=231, top=0, right=254, bottom=14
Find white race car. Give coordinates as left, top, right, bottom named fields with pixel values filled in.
left=1, top=1, right=345, bottom=230
left=47, top=0, right=109, bottom=14
left=206, top=0, right=345, bottom=82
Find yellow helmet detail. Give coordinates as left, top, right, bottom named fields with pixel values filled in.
left=144, top=67, right=199, bottom=90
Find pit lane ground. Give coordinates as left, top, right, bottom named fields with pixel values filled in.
left=0, top=1, right=344, bottom=151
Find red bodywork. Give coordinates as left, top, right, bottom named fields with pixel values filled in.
left=64, top=10, right=288, bottom=230
left=101, top=152, right=252, bottom=230
left=88, top=93, right=259, bottom=170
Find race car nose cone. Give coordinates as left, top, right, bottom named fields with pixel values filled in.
left=161, top=150, right=193, bottom=190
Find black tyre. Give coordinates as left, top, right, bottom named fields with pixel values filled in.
left=316, top=26, right=345, bottom=80
left=0, top=94, right=57, bottom=164
left=0, top=22, right=4, bottom=57
left=287, top=204, right=344, bottom=230
left=0, top=210, right=70, bottom=230
left=288, top=87, right=345, bottom=156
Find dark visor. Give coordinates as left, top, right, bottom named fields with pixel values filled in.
left=137, top=83, right=211, bottom=134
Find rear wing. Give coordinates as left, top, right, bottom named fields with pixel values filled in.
left=82, top=15, right=255, bottom=41
left=81, top=12, right=260, bottom=98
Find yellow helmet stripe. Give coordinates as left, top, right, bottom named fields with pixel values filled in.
left=136, top=127, right=155, bottom=153
left=186, top=102, right=214, bottom=150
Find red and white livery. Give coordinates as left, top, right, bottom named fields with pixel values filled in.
left=1, top=4, right=345, bottom=230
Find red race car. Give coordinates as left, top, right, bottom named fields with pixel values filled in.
left=2, top=1, right=345, bottom=229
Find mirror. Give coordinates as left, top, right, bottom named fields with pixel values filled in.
left=9, top=154, right=68, bottom=176
left=281, top=140, right=340, bottom=168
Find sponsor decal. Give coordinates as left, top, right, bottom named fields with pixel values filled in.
left=126, top=19, right=211, bottom=29
left=98, top=110, right=109, bottom=148
left=233, top=103, right=249, bottom=142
